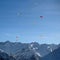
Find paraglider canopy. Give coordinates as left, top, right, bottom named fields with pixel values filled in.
left=40, top=16, right=43, bottom=19
left=16, top=36, right=19, bottom=41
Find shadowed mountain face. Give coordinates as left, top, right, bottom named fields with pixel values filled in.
left=41, top=47, right=60, bottom=60
left=0, top=50, right=16, bottom=60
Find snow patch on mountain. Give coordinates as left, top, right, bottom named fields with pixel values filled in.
left=0, top=49, right=4, bottom=52
left=35, top=52, right=42, bottom=57
left=47, top=46, right=53, bottom=52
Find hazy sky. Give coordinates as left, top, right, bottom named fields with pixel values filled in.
left=0, top=0, right=60, bottom=44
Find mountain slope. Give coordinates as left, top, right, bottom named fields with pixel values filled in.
left=0, top=50, right=15, bottom=60
left=42, top=47, right=60, bottom=60
left=16, top=50, right=41, bottom=60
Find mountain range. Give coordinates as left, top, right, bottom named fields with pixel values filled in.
left=0, top=41, right=60, bottom=60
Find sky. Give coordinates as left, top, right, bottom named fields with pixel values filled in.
left=0, top=0, right=60, bottom=44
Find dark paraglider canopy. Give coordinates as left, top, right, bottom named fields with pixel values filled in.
left=40, top=16, right=43, bottom=19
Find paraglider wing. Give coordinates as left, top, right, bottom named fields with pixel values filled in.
left=16, top=36, right=19, bottom=41
left=40, top=16, right=43, bottom=19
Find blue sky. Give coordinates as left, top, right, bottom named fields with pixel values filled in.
left=0, top=0, right=60, bottom=44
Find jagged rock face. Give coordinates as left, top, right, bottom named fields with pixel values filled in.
left=41, top=47, right=60, bottom=60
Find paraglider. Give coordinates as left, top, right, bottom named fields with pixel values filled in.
left=17, top=12, right=23, bottom=16
left=40, top=16, right=43, bottom=19
left=16, top=36, right=19, bottom=41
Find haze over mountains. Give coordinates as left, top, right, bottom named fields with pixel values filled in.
left=0, top=41, right=60, bottom=60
